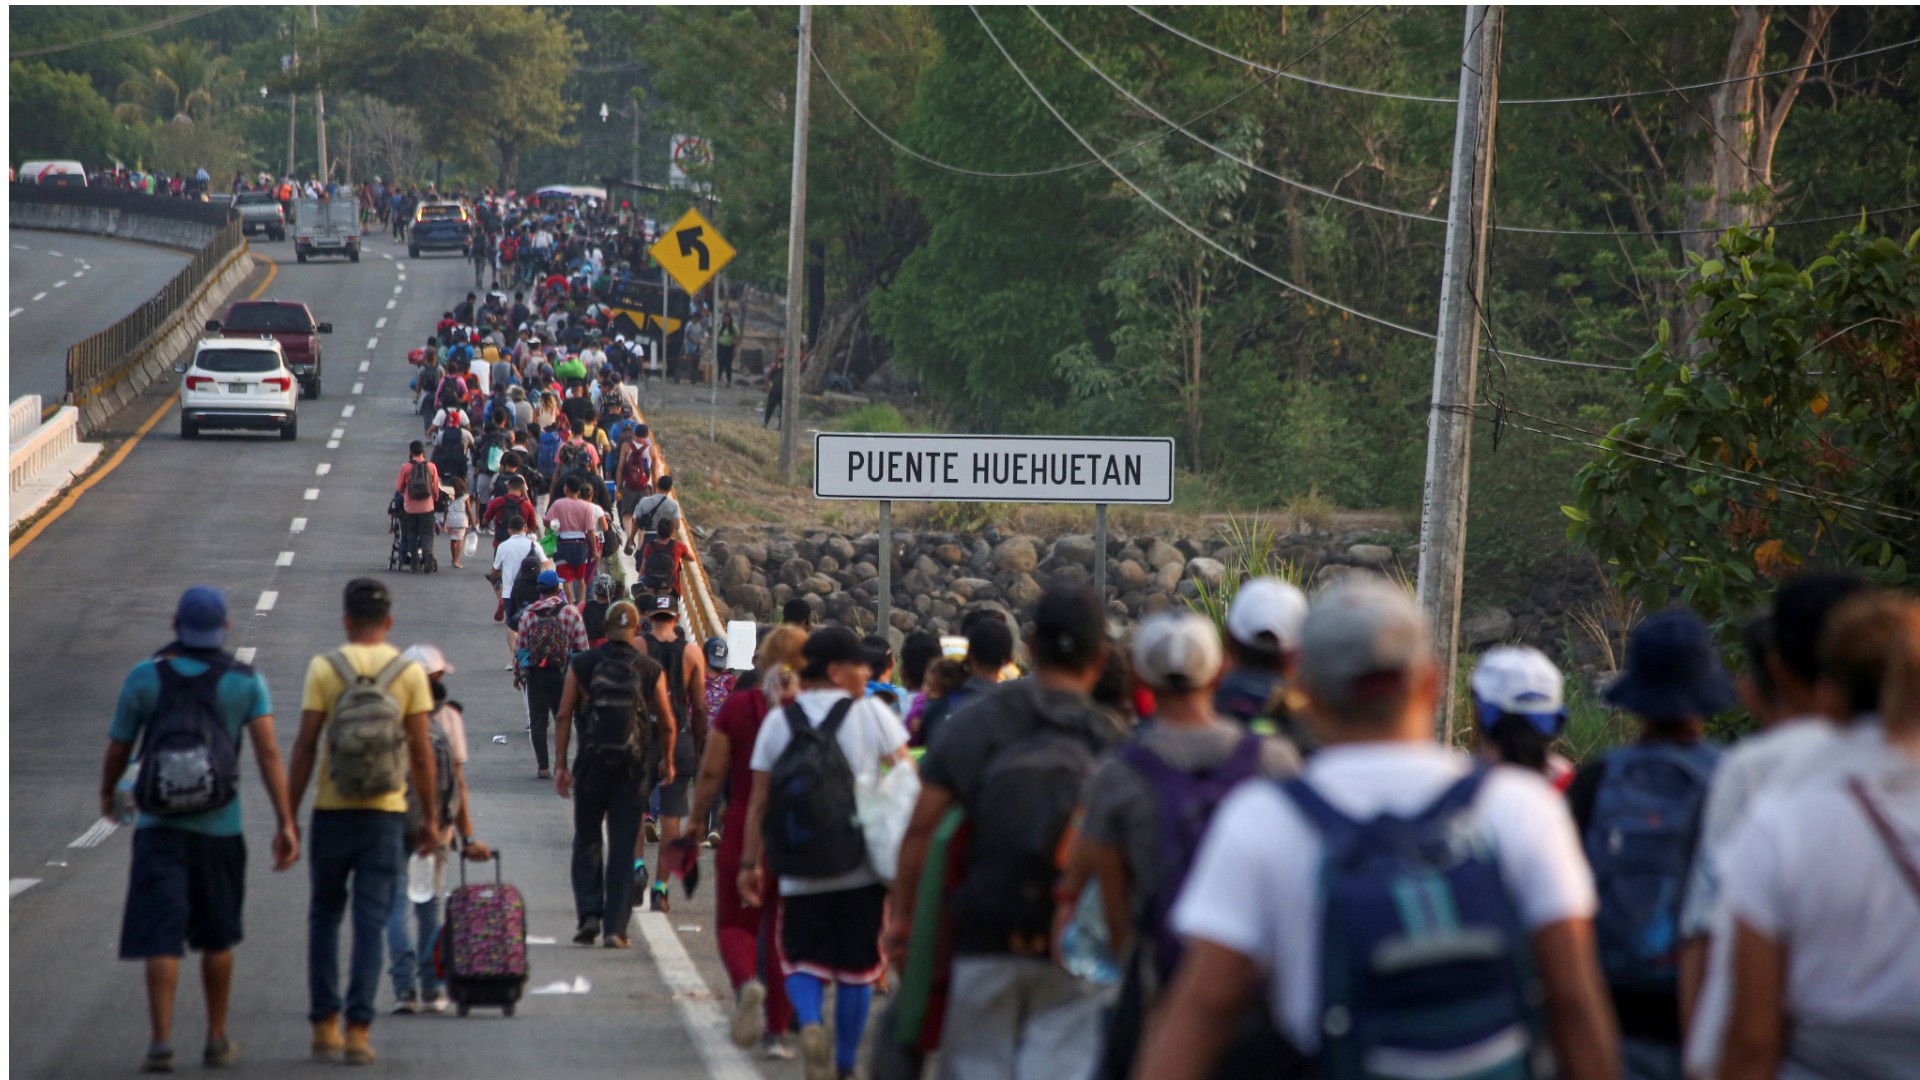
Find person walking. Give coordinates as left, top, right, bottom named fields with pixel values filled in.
left=385, top=645, right=492, bottom=1016
left=441, top=477, right=475, bottom=570
left=638, top=596, right=709, bottom=914
left=691, top=626, right=806, bottom=1059
left=627, top=475, right=682, bottom=557
left=286, top=579, right=441, bottom=1067
left=763, top=350, right=784, bottom=428
left=517, top=570, right=589, bottom=780
left=1468, top=646, right=1574, bottom=786
left=716, top=313, right=739, bottom=386
left=1134, top=578, right=1617, bottom=1080
left=394, top=444, right=440, bottom=572
left=741, top=628, right=913, bottom=1080
left=545, top=477, right=602, bottom=608
left=105, top=587, right=299, bottom=1073
left=887, top=588, right=1119, bottom=1080
left=635, top=518, right=696, bottom=601
left=553, top=602, right=677, bottom=948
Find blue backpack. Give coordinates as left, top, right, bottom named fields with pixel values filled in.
left=1582, top=742, right=1720, bottom=994
left=536, top=429, right=562, bottom=475
left=1284, top=767, right=1550, bottom=1080
left=134, top=653, right=244, bottom=817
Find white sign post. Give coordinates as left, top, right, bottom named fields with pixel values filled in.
left=813, top=433, right=1176, bottom=635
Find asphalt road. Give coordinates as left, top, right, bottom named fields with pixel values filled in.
left=7, top=231, right=192, bottom=403
left=9, top=232, right=795, bottom=1079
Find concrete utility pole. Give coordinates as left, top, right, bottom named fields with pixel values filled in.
left=311, top=5, right=328, bottom=183
left=1417, top=5, right=1502, bottom=744
left=285, top=22, right=297, bottom=178
left=778, top=4, right=812, bottom=484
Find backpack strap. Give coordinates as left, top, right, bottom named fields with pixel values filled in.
left=370, top=654, right=415, bottom=693
left=818, top=697, right=857, bottom=739
left=326, top=650, right=365, bottom=687
left=784, top=701, right=815, bottom=741
left=1850, top=777, right=1920, bottom=910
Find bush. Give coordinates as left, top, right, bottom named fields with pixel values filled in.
left=832, top=403, right=925, bottom=434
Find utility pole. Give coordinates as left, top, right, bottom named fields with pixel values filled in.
left=631, top=103, right=641, bottom=187
left=311, top=5, right=328, bottom=183
left=1417, top=4, right=1502, bottom=744
left=778, top=4, right=812, bottom=484
left=285, top=21, right=297, bottom=179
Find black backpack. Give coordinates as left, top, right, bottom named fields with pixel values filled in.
left=405, top=460, right=435, bottom=502
left=948, top=701, right=1106, bottom=944
left=644, top=636, right=689, bottom=730
left=134, top=653, right=243, bottom=817
left=762, top=700, right=866, bottom=878
left=433, top=428, right=467, bottom=476
left=509, top=542, right=544, bottom=607
left=580, top=644, right=655, bottom=770
left=639, top=537, right=677, bottom=592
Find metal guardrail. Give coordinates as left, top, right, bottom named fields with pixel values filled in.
left=64, top=217, right=245, bottom=407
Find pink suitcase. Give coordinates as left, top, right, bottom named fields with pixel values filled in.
left=437, top=852, right=528, bottom=1017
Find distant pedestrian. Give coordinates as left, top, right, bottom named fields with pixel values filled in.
left=763, top=351, right=784, bottom=428
left=1469, top=645, right=1573, bottom=785
left=106, top=587, right=299, bottom=1073
left=635, top=518, right=695, bottom=600
left=286, top=579, right=440, bottom=1067
left=441, top=476, right=474, bottom=570
left=638, top=595, right=709, bottom=914
left=517, top=570, right=589, bottom=780
left=716, top=313, right=738, bottom=386
left=394, top=444, right=440, bottom=571
left=1212, top=577, right=1314, bottom=754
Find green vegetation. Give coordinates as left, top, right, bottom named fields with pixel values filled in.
left=832, top=403, right=926, bottom=434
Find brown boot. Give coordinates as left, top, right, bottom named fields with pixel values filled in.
left=310, top=1017, right=343, bottom=1062
left=343, top=1023, right=374, bottom=1067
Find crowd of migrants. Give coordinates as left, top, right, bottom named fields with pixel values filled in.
left=100, top=238, right=1920, bottom=1077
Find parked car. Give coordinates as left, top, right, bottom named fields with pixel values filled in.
left=233, top=191, right=287, bottom=241
left=206, top=299, right=331, bottom=398
left=408, top=201, right=471, bottom=258
left=175, top=338, right=298, bottom=440
left=292, top=197, right=362, bottom=263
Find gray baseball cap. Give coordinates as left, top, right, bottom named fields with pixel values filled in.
left=1298, top=578, right=1430, bottom=707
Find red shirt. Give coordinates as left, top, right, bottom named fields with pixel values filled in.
left=396, top=459, right=440, bottom=514
left=711, top=688, right=771, bottom=836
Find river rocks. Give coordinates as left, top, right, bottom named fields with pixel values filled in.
left=994, top=536, right=1040, bottom=574
left=1116, top=560, right=1151, bottom=590
left=1146, top=538, right=1184, bottom=572
left=719, top=554, right=754, bottom=590
left=1153, top=560, right=1184, bottom=592
left=1006, top=572, right=1045, bottom=609
left=934, top=543, right=968, bottom=567
left=777, top=556, right=813, bottom=588
left=725, top=583, right=772, bottom=618
left=1462, top=607, right=1516, bottom=648
left=817, top=554, right=841, bottom=575
left=1051, top=534, right=1097, bottom=569
left=1186, top=557, right=1226, bottom=588
left=824, top=534, right=857, bottom=563
left=1347, top=543, right=1395, bottom=568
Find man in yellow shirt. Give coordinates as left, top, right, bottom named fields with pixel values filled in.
left=287, top=579, right=438, bottom=1067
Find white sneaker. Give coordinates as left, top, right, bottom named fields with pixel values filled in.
left=390, top=995, right=419, bottom=1015
left=762, top=1034, right=796, bottom=1061
left=420, top=994, right=450, bottom=1014
left=729, top=980, right=767, bottom=1048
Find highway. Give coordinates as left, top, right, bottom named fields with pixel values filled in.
left=8, top=231, right=192, bottom=403
left=8, top=230, right=790, bottom=1078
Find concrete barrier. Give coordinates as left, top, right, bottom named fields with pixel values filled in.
left=9, top=402, right=102, bottom=531
left=9, top=396, right=43, bottom=444
left=9, top=200, right=222, bottom=252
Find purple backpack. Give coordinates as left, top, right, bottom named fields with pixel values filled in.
left=1119, top=732, right=1262, bottom=983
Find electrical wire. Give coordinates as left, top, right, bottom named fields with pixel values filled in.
left=1125, top=6, right=1920, bottom=108
left=10, top=7, right=230, bottom=59
left=809, top=6, right=1378, bottom=180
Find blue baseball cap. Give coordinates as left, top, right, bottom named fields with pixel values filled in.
left=537, top=569, right=562, bottom=590
left=174, top=586, right=229, bottom=649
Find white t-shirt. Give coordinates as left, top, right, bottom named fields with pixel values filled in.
left=1717, top=763, right=1920, bottom=1064
left=749, top=688, right=910, bottom=896
left=491, top=533, right=541, bottom=600
left=1171, top=742, right=1595, bottom=1053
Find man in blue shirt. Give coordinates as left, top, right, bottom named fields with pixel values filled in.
left=101, top=586, right=299, bottom=1073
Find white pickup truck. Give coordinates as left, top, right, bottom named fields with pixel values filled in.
left=291, top=198, right=362, bottom=263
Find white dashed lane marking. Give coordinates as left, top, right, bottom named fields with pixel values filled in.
left=303, top=488, right=320, bottom=501
left=72, top=271, right=84, bottom=278
left=386, top=300, right=396, bottom=309
left=46, top=250, right=63, bottom=257
left=290, top=517, right=307, bottom=532
left=330, top=428, right=345, bottom=439
left=398, top=273, right=406, bottom=281
left=358, top=361, right=369, bottom=373
left=9, top=309, right=21, bottom=318
left=315, top=463, right=331, bottom=476
left=352, top=382, right=364, bottom=395
left=32, top=292, right=47, bottom=301
left=69, top=819, right=117, bottom=848
left=341, top=405, right=355, bottom=417
left=327, top=440, right=340, bottom=449
left=235, top=648, right=257, bottom=664
left=11, top=879, right=41, bottom=898
left=52, top=281, right=66, bottom=288
left=376, top=317, right=387, bottom=329
left=11, top=244, right=26, bottom=251
left=367, top=337, right=379, bottom=350
left=256, top=591, right=278, bottom=612
left=276, top=551, right=295, bottom=566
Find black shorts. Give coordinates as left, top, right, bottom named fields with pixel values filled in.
left=617, top=488, right=648, bottom=519
left=654, top=732, right=699, bottom=816
left=119, top=828, right=247, bottom=958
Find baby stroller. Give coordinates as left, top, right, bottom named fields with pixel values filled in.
left=388, top=491, right=439, bottom=573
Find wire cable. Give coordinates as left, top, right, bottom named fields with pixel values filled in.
left=10, top=7, right=230, bottom=59
left=809, top=6, right=1377, bottom=180
left=1126, top=6, right=1920, bottom=108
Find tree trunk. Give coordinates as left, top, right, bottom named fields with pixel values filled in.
left=1188, top=267, right=1204, bottom=472
left=806, top=238, right=827, bottom=350
left=495, top=137, right=520, bottom=195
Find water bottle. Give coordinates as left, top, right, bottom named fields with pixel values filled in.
left=112, top=764, right=140, bottom=825
left=1059, top=880, right=1121, bottom=985
left=407, top=854, right=436, bottom=904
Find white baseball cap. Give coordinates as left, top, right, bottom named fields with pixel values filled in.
left=1226, top=577, right=1309, bottom=653
left=1470, top=645, right=1565, bottom=735
left=402, top=643, right=455, bottom=676
left=1132, top=611, right=1224, bottom=691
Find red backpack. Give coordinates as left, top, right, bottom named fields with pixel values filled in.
left=621, top=439, right=654, bottom=492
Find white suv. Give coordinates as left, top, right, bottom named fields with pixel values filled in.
left=175, top=337, right=299, bottom=440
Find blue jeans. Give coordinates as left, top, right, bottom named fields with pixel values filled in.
left=385, top=858, right=443, bottom=1002
left=308, top=810, right=404, bottom=1025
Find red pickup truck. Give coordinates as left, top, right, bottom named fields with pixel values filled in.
left=205, top=300, right=332, bottom=398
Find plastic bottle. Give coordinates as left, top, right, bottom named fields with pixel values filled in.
left=407, top=854, right=436, bottom=904
left=1059, top=880, right=1122, bottom=985
left=112, top=765, right=140, bottom=825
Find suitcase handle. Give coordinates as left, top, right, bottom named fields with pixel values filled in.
left=456, top=846, right=503, bottom=888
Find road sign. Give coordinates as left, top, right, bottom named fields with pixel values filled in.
left=649, top=207, right=734, bottom=295
left=813, top=433, right=1176, bottom=504
left=670, top=134, right=712, bottom=188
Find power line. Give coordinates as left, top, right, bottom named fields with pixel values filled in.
left=809, top=6, right=1377, bottom=180
left=10, top=7, right=230, bottom=59
left=1125, top=6, right=1920, bottom=107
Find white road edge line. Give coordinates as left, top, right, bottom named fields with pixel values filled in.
left=315, top=463, right=331, bottom=476
left=11, top=879, right=42, bottom=898
left=256, top=591, right=278, bottom=612
left=276, top=551, right=295, bottom=566
left=235, top=648, right=257, bottom=664
left=303, top=488, right=321, bottom=500
left=68, top=819, right=118, bottom=848
left=633, top=912, right=760, bottom=1080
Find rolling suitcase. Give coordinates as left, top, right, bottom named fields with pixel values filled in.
left=438, top=851, right=528, bottom=1017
